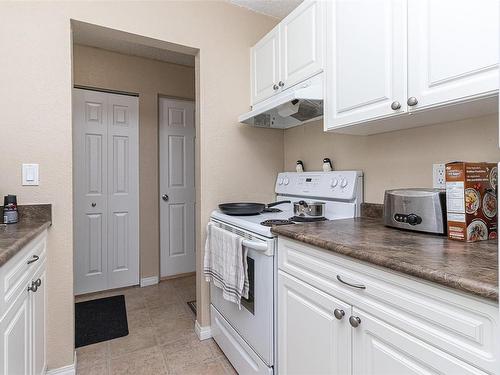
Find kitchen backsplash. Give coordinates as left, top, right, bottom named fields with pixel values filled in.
left=284, top=114, right=500, bottom=203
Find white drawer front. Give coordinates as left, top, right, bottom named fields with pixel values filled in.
left=0, top=231, right=47, bottom=319
left=278, top=237, right=499, bottom=374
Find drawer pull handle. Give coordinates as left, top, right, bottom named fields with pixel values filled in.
left=333, top=309, right=345, bottom=320
left=34, top=278, right=42, bottom=287
left=27, top=255, right=39, bottom=265
left=336, top=275, right=366, bottom=290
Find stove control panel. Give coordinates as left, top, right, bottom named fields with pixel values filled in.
left=276, top=171, right=363, bottom=201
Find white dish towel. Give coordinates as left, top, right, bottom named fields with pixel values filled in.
left=204, top=222, right=249, bottom=309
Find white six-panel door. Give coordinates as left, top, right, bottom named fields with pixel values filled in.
left=325, top=0, right=407, bottom=130
left=73, top=88, right=139, bottom=295
left=159, top=98, right=196, bottom=278
left=407, top=0, right=499, bottom=111
left=280, top=0, right=324, bottom=91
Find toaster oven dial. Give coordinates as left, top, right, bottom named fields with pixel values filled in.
left=394, top=213, right=422, bottom=226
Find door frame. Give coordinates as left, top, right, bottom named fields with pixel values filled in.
left=72, top=85, right=140, bottom=295
left=157, top=94, right=197, bottom=280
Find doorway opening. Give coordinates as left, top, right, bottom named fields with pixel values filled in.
left=71, top=21, right=198, bottom=298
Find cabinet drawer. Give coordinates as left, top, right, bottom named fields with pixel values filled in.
left=0, top=231, right=47, bottom=319
left=278, top=237, right=499, bottom=373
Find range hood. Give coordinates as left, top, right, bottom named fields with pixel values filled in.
left=238, top=74, right=323, bottom=129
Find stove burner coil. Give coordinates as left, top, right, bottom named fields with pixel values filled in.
left=260, top=219, right=295, bottom=227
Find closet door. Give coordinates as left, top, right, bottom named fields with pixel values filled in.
left=106, top=93, right=139, bottom=289
left=73, top=89, right=109, bottom=295
left=73, top=89, right=139, bottom=295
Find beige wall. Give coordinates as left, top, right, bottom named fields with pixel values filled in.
left=0, top=2, right=280, bottom=370
left=73, top=44, right=195, bottom=279
left=284, top=114, right=500, bottom=203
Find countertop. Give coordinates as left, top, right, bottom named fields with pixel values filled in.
left=0, top=205, right=51, bottom=267
left=272, top=217, right=498, bottom=301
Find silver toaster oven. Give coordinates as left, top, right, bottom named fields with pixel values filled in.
left=383, top=188, right=447, bottom=234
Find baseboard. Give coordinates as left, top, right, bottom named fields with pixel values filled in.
left=160, top=271, right=196, bottom=281
left=140, top=275, right=159, bottom=287
left=195, top=320, right=212, bottom=340
left=46, top=351, right=76, bottom=375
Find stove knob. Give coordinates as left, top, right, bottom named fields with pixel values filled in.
left=331, top=178, right=339, bottom=188
left=284, top=177, right=290, bottom=185
left=340, top=178, right=348, bottom=188
left=278, top=178, right=283, bottom=185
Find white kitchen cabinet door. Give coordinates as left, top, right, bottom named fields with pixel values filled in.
left=278, top=271, right=351, bottom=375
left=0, top=293, right=30, bottom=375
left=407, top=0, right=499, bottom=110
left=31, top=269, right=46, bottom=375
left=280, top=0, right=324, bottom=90
left=325, top=0, right=407, bottom=131
left=352, top=308, right=488, bottom=375
left=251, top=26, right=280, bottom=105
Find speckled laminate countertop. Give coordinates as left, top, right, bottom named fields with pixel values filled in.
left=0, top=205, right=51, bottom=267
left=272, top=217, right=498, bottom=301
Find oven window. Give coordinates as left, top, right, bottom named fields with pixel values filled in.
left=241, top=256, right=255, bottom=314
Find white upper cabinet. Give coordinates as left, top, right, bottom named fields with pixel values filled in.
left=325, top=0, right=407, bottom=131
left=280, top=0, right=324, bottom=90
left=250, top=0, right=325, bottom=106
left=251, top=26, right=280, bottom=104
left=407, top=0, right=499, bottom=110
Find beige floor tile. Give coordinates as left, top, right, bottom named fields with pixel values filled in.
left=126, top=308, right=153, bottom=332
left=76, top=360, right=109, bottom=375
left=153, top=317, right=195, bottom=346
left=161, top=335, right=217, bottom=373
left=124, top=293, right=146, bottom=312
left=109, top=327, right=157, bottom=359
left=176, top=358, right=229, bottom=375
left=148, top=303, right=190, bottom=326
left=110, top=346, right=168, bottom=375
left=76, top=341, right=109, bottom=369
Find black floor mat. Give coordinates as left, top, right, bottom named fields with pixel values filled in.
left=75, top=295, right=129, bottom=348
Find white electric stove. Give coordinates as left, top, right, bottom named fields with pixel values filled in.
left=209, top=171, right=363, bottom=375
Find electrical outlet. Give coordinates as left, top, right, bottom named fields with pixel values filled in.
left=433, top=163, right=445, bottom=189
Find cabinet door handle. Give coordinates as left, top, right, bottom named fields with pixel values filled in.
left=162, top=194, right=169, bottom=202
left=278, top=81, right=285, bottom=87
left=34, top=278, right=42, bottom=287
left=273, top=84, right=279, bottom=90
left=27, top=255, right=39, bottom=265
left=27, top=281, right=38, bottom=293
left=91, top=202, right=96, bottom=207
left=336, top=275, right=366, bottom=290
left=333, top=308, right=345, bottom=320
left=349, top=316, right=361, bottom=328
left=391, top=101, right=401, bottom=110
left=407, top=97, right=418, bottom=106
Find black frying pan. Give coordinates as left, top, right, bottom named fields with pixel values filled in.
left=218, top=200, right=291, bottom=216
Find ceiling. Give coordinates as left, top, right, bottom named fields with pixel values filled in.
left=72, top=22, right=196, bottom=67
left=230, top=0, right=303, bottom=19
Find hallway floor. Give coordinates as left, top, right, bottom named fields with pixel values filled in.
left=75, top=275, right=236, bottom=375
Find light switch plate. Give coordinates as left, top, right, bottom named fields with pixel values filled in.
left=22, top=164, right=39, bottom=186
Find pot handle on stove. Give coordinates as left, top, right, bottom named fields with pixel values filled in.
left=267, top=200, right=291, bottom=208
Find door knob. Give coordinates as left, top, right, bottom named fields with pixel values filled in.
left=162, top=194, right=169, bottom=202
left=91, top=202, right=96, bottom=207
left=391, top=101, right=401, bottom=110
left=407, top=97, right=418, bottom=106
left=349, top=316, right=361, bottom=328
left=333, top=309, right=345, bottom=320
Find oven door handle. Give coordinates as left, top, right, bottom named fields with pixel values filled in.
left=242, top=239, right=268, bottom=253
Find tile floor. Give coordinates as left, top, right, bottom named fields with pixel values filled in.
left=75, top=275, right=236, bottom=375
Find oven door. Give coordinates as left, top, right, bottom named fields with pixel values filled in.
left=209, top=223, right=274, bottom=366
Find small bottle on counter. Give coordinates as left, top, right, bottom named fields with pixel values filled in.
left=3, top=195, right=18, bottom=224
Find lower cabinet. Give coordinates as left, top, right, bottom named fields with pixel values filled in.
left=278, top=271, right=351, bottom=375
left=0, top=231, right=47, bottom=375
left=277, top=237, right=497, bottom=375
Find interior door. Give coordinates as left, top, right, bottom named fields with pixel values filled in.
left=352, top=308, right=485, bottom=375
left=407, top=0, right=499, bottom=110
left=325, top=0, right=407, bottom=130
left=280, top=0, right=324, bottom=90
left=73, top=89, right=109, bottom=294
left=159, top=98, right=196, bottom=278
left=278, top=271, right=351, bottom=375
left=251, top=25, right=280, bottom=105
left=73, top=88, right=139, bottom=294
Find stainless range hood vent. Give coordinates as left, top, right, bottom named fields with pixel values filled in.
left=238, top=74, right=323, bottom=129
